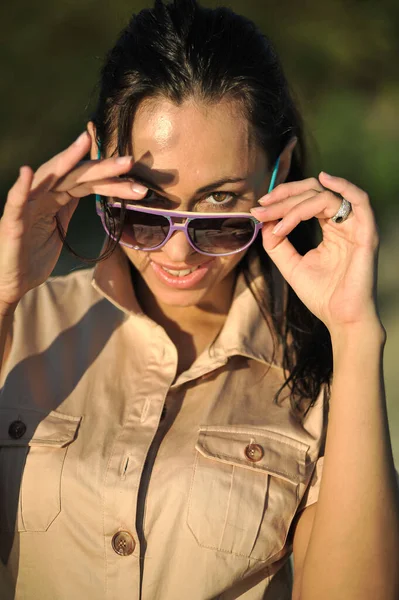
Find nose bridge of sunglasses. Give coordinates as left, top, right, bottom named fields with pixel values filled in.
left=169, top=228, right=193, bottom=249
left=162, top=226, right=197, bottom=257
left=169, top=216, right=187, bottom=226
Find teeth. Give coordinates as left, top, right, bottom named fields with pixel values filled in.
left=162, top=266, right=199, bottom=277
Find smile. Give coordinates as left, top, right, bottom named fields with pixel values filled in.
left=161, top=266, right=200, bottom=277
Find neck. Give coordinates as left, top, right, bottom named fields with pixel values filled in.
left=133, top=267, right=237, bottom=375
left=134, top=268, right=237, bottom=335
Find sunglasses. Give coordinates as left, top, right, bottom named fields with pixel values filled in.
left=96, top=156, right=280, bottom=257
left=97, top=202, right=266, bottom=256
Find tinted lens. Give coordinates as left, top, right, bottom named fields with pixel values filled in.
left=188, top=217, right=255, bottom=254
left=107, top=206, right=170, bottom=249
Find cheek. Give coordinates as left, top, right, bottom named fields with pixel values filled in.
left=122, top=247, right=150, bottom=273
left=211, top=251, right=247, bottom=281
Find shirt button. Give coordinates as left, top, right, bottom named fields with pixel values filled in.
left=112, top=531, right=136, bottom=556
left=8, top=420, right=27, bottom=440
left=244, top=443, right=264, bottom=463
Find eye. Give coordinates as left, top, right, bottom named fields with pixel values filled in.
left=139, top=189, right=169, bottom=207
left=143, top=189, right=158, bottom=201
left=204, top=192, right=237, bottom=206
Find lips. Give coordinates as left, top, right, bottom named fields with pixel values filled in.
left=150, top=260, right=214, bottom=289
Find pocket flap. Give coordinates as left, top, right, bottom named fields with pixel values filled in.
left=0, top=408, right=82, bottom=447
left=195, top=426, right=310, bottom=484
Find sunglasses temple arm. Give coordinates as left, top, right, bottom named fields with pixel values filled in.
left=268, top=157, right=280, bottom=193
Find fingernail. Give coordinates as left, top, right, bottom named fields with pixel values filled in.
left=75, top=131, right=88, bottom=145
left=131, top=182, right=148, bottom=194
left=320, top=171, right=334, bottom=179
left=272, top=221, right=284, bottom=235
left=250, top=206, right=267, bottom=218
left=258, top=194, right=270, bottom=204
left=116, top=156, right=133, bottom=165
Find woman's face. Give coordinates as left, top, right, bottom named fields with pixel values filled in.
left=119, top=98, right=272, bottom=308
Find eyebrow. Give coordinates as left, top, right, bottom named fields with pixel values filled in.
left=130, top=174, right=247, bottom=195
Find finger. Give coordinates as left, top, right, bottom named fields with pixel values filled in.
left=274, top=194, right=348, bottom=237
left=3, top=166, right=35, bottom=220
left=260, top=221, right=302, bottom=285
left=318, top=172, right=377, bottom=228
left=32, top=132, right=92, bottom=189
left=258, top=177, right=324, bottom=205
left=55, top=156, right=138, bottom=192
left=318, top=172, right=369, bottom=207
left=251, top=191, right=344, bottom=235
left=69, top=177, right=148, bottom=199
left=39, top=177, right=149, bottom=214
left=250, top=190, right=318, bottom=221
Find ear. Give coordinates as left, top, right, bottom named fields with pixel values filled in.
left=275, top=137, right=298, bottom=185
left=87, top=121, right=100, bottom=160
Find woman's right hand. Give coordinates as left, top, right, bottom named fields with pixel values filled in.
left=0, top=131, right=147, bottom=315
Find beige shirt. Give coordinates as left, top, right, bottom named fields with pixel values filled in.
left=0, top=248, right=327, bottom=599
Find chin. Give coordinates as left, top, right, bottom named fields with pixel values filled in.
left=149, top=283, right=209, bottom=308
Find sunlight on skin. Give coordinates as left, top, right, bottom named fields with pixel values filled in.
left=150, top=114, right=176, bottom=149
left=125, top=98, right=270, bottom=319
left=88, top=97, right=296, bottom=332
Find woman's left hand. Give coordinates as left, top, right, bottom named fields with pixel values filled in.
left=250, top=172, right=381, bottom=333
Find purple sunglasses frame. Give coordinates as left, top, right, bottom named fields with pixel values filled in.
left=95, top=156, right=280, bottom=256
left=96, top=201, right=263, bottom=257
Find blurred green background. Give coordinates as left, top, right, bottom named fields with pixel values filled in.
left=1, top=0, right=398, bottom=465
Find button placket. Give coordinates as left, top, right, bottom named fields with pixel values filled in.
left=103, top=334, right=177, bottom=598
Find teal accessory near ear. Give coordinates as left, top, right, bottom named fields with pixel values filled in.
left=268, top=157, right=280, bottom=193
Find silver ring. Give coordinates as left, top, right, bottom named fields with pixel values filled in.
left=331, top=198, right=352, bottom=224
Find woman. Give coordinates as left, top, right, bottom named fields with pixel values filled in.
left=0, top=0, right=398, bottom=598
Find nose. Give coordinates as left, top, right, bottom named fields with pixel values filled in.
left=161, top=230, right=197, bottom=263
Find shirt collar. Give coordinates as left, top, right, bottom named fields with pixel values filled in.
left=209, top=250, right=282, bottom=367
left=91, top=246, right=282, bottom=368
left=91, top=245, right=142, bottom=316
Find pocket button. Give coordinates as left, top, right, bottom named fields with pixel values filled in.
left=8, top=420, right=27, bottom=440
left=244, top=443, right=264, bottom=463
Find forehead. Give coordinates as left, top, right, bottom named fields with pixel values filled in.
left=130, top=97, right=267, bottom=186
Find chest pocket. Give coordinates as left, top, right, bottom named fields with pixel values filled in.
left=187, top=426, right=311, bottom=562
left=0, top=408, right=81, bottom=533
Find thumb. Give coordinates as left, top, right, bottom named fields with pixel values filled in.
left=260, top=222, right=301, bottom=285
left=56, top=198, right=80, bottom=233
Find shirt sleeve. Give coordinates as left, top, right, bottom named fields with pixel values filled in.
left=296, top=456, right=324, bottom=513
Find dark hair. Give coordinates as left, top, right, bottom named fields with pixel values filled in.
left=73, top=0, right=332, bottom=415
